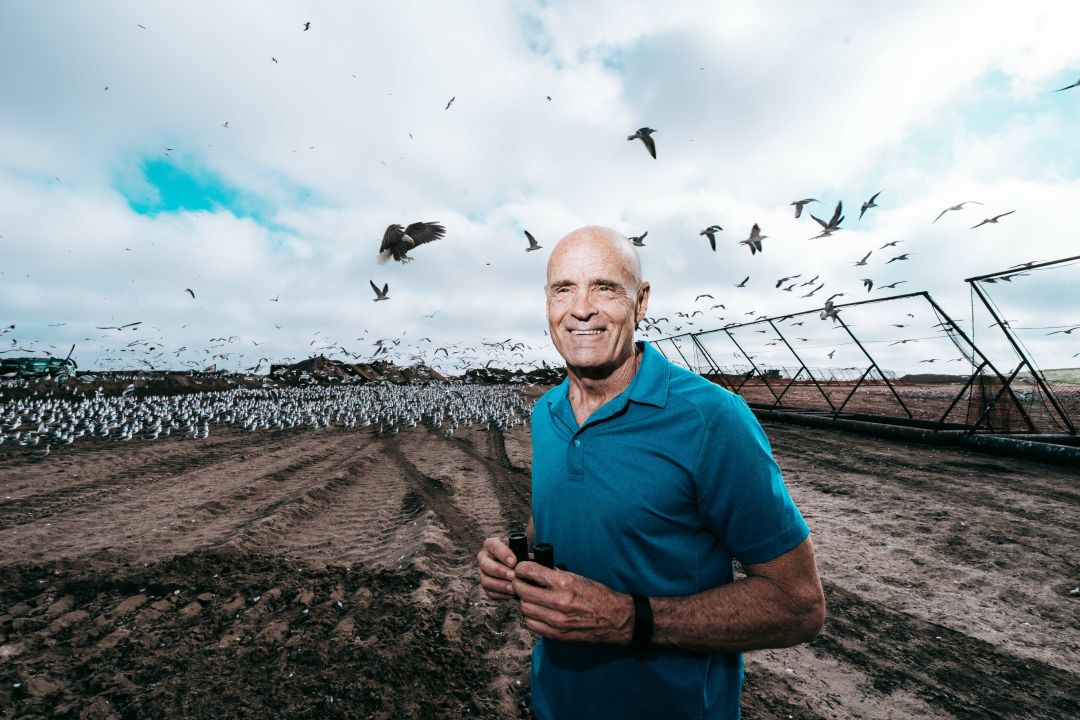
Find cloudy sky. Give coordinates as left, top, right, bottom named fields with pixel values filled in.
left=2, top=1, right=1079, bottom=377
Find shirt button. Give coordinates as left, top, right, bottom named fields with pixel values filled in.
left=574, top=439, right=581, bottom=447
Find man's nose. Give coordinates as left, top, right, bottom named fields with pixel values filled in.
left=570, top=289, right=596, bottom=319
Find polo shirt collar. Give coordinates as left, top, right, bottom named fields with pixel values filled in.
left=545, top=341, right=670, bottom=430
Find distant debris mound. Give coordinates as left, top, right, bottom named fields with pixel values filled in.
left=270, top=356, right=447, bottom=386
left=464, top=365, right=565, bottom=385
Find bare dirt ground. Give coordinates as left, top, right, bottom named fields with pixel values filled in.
left=1, top=404, right=1078, bottom=718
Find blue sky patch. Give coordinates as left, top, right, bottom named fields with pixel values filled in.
left=118, top=158, right=275, bottom=222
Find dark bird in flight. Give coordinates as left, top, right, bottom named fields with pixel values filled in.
left=694, top=294, right=714, bottom=301
left=933, top=200, right=982, bottom=223
left=820, top=301, right=839, bottom=323
left=776, top=274, right=801, bottom=288
left=854, top=251, right=871, bottom=266
left=740, top=224, right=765, bottom=255
left=971, top=211, right=1015, bottom=229
left=735, top=275, right=749, bottom=288
left=303, top=22, right=311, bottom=31
left=546, top=95, right=551, bottom=101
left=378, top=221, right=446, bottom=263
left=790, top=198, right=817, bottom=218
left=524, top=230, right=542, bottom=252
left=627, top=127, right=657, bottom=159
left=445, top=96, right=455, bottom=110
left=700, top=225, right=723, bottom=251
left=879, top=240, right=902, bottom=249
left=810, top=201, right=844, bottom=238
left=185, top=288, right=195, bottom=299
left=1046, top=325, right=1080, bottom=335
left=270, top=295, right=279, bottom=302
left=629, top=231, right=648, bottom=247
left=272, top=57, right=278, bottom=63
left=1053, top=77, right=1080, bottom=92
left=96, top=321, right=142, bottom=331
left=137, top=24, right=146, bottom=29
left=801, top=283, right=824, bottom=298
left=222, top=121, right=229, bottom=128
left=370, top=281, right=389, bottom=301
left=862, top=278, right=874, bottom=292
left=885, top=253, right=911, bottom=264
left=879, top=281, right=907, bottom=289
left=859, top=191, right=881, bottom=220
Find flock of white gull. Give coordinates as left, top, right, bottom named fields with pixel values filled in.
left=0, top=383, right=532, bottom=460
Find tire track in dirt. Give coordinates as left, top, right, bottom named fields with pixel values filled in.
left=809, top=581, right=1080, bottom=719
left=382, top=439, right=482, bottom=553
left=0, top=429, right=318, bottom=531
left=446, top=427, right=531, bottom=530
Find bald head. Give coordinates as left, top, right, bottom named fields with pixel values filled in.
left=546, top=225, right=642, bottom=292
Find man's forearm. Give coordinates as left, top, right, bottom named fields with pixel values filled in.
left=648, top=573, right=824, bottom=653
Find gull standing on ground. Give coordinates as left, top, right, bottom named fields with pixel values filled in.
left=627, top=127, right=657, bottom=159
left=971, top=211, right=1015, bottom=229
left=933, top=201, right=982, bottom=223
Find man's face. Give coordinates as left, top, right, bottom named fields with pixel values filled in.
left=545, top=238, right=649, bottom=372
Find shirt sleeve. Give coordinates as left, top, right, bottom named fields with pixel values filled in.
left=694, top=392, right=810, bottom=565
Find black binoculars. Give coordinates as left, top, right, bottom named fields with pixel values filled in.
left=509, top=531, right=556, bottom=569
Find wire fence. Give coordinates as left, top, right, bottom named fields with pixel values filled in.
left=653, top=259, right=1080, bottom=436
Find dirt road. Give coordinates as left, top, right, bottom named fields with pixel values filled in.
left=1, top=414, right=1077, bottom=718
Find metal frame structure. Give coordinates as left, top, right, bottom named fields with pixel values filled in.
left=965, top=255, right=1080, bottom=435
left=651, top=290, right=1042, bottom=433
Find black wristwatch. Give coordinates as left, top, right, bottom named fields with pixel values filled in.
left=630, top=594, right=653, bottom=649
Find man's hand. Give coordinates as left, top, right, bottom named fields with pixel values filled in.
left=512, top=561, right=634, bottom=644
left=477, top=536, right=519, bottom=601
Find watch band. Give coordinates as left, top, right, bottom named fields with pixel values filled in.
left=630, top=593, right=653, bottom=649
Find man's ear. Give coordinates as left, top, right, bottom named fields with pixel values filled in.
left=636, top=281, right=651, bottom=324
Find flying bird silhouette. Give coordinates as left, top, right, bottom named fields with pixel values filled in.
left=629, top=231, right=648, bottom=247
left=854, top=251, right=871, bottom=266
left=627, top=127, right=657, bottom=159
left=776, top=274, right=801, bottom=288
left=740, top=224, right=765, bottom=255
left=862, top=278, right=874, bottom=292
left=735, top=275, right=749, bottom=288
left=524, top=230, right=542, bottom=252
left=933, top=200, right=982, bottom=223
left=859, top=191, right=881, bottom=220
left=185, top=288, right=195, bottom=299
left=1053, top=78, right=1080, bottom=92
left=790, top=198, right=818, bottom=218
left=445, top=96, right=455, bottom=110
left=378, top=221, right=446, bottom=263
left=370, top=281, right=389, bottom=301
left=971, top=211, right=1015, bottom=229
left=700, top=225, right=723, bottom=251
left=810, top=201, right=844, bottom=238
left=303, top=22, right=311, bottom=31
left=885, top=253, right=911, bottom=264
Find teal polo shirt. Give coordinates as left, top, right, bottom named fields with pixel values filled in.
left=529, top=340, right=810, bottom=720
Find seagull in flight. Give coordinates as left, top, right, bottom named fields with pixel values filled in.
left=694, top=294, right=714, bottom=301
left=627, top=127, right=657, bottom=159
left=879, top=281, right=907, bottom=290
left=370, top=281, right=389, bottom=301
left=862, top=278, right=874, bottom=292
left=790, top=198, right=818, bottom=218
left=303, top=21, right=311, bottom=31
left=971, top=211, right=1015, bottom=229
left=524, top=230, right=542, bottom=252
left=378, top=221, right=446, bottom=263
left=879, top=240, right=903, bottom=249
left=739, top=224, right=765, bottom=255
left=859, top=191, right=881, bottom=220
left=185, top=288, right=195, bottom=299
left=885, top=253, right=911, bottom=264
left=933, top=201, right=982, bottom=223
left=96, top=321, right=142, bottom=331
left=810, top=201, right=844, bottom=238
left=445, top=96, right=455, bottom=110
left=700, top=225, right=723, bottom=251
left=735, top=275, right=749, bottom=288
left=1046, top=325, right=1080, bottom=335
left=853, top=251, right=871, bottom=266
left=1053, top=77, right=1080, bottom=92
left=629, top=231, right=648, bottom=247
left=776, top=274, right=801, bottom=288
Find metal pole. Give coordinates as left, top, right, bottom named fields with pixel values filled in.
left=966, top=281, right=1075, bottom=434
left=933, top=360, right=988, bottom=431
left=767, top=319, right=838, bottom=412
left=724, top=328, right=783, bottom=403
left=834, top=314, right=914, bottom=419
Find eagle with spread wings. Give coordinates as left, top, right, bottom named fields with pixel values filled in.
left=378, top=221, right=446, bottom=264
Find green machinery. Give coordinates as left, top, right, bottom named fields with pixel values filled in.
left=0, top=344, right=77, bottom=377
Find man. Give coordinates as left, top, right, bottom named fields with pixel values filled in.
left=476, top=226, right=824, bottom=719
